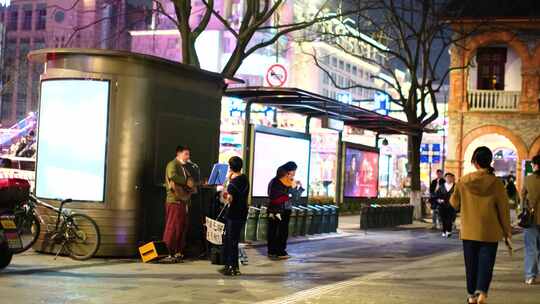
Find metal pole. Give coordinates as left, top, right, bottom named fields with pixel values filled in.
left=243, top=101, right=253, bottom=176
left=387, top=154, right=391, bottom=196
left=305, top=116, right=312, bottom=134
left=336, top=131, right=344, bottom=204
left=442, top=87, right=448, bottom=172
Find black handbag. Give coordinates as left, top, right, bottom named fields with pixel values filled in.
left=518, top=199, right=535, bottom=228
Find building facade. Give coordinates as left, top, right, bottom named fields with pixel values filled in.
left=0, top=0, right=149, bottom=126
left=446, top=2, right=540, bottom=188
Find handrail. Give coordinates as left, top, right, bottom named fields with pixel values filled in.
left=467, top=90, right=520, bottom=112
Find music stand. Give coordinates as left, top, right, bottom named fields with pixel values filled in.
left=207, top=163, right=229, bottom=185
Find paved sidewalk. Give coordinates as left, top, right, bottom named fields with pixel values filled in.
left=262, top=234, right=540, bottom=304
left=1, top=215, right=538, bottom=304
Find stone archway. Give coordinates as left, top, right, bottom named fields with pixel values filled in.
left=464, top=31, right=532, bottom=66
left=459, top=125, right=528, bottom=188
left=529, top=135, right=540, bottom=158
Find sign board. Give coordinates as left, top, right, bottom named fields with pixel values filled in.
left=205, top=217, right=225, bottom=245
left=523, top=160, right=533, bottom=177
left=321, top=117, right=344, bottom=131
left=374, top=91, right=390, bottom=115
left=336, top=92, right=352, bottom=104
left=420, top=143, right=441, bottom=164
left=265, top=64, right=288, bottom=87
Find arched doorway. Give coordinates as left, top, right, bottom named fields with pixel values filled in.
left=463, top=134, right=518, bottom=177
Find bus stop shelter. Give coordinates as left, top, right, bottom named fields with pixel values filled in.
left=224, top=86, right=428, bottom=203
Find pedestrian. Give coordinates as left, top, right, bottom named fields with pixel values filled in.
left=520, top=154, right=540, bottom=285
left=437, top=172, right=456, bottom=238
left=506, top=175, right=519, bottom=225
left=267, top=161, right=301, bottom=260
left=219, top=156, right=250, bottom=276
left=450, top=146, right=512, bottom=304
left=430, top=169, right=445, bottom=229
left=162, top=146, right=198, bottom=263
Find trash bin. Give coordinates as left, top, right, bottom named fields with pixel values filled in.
left=334, top=205, right=340, bottom=232
left=288, top=207, right=298, bottom=237
left=325, top=205, right=334, bottom=233
left=292, top=206, right=304, bottom=237
left=316, top=205, right=327, bottom=233
left=372, top=205, right=381, bottom=228
left=307, top=205, right=321, bottom=234
left=244, top=207, right=260, bottom=242
left=256, top=206, right=268, bottom=241
left=299, top=206, right=312, bottom=235
left=322, top=205, right=333, bottom=233
left=314, top=205, right=325, bottom=234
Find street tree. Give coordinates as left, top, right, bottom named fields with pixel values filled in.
left=57, top=0, right=346, bottom=79
left=301, top=0, right=475, bottom=213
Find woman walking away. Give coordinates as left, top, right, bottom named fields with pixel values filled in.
left=450, top=146, right=511, bottom=304
left=220, top=156, right=250, bottom=276
left=267, top=161, right=298, bottom=260
left=521, top=154, right=540, bottom=285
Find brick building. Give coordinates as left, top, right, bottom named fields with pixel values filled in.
left=0, top=0, right=149, bottom=126
left=446, top=0, right=540, bottom=188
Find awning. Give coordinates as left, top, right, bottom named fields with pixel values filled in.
left=224, top=87, right=428, bottom=135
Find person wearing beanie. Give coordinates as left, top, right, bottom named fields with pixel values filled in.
left=267, top=161, right=303, bottom=259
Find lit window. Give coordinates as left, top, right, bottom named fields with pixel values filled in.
left=22, top=9, right=32, bottom=30
left=8, top=9, right=18, bottom=31
left=36, top=7, right=46, bottom=30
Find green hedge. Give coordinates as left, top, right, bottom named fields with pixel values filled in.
left=308, top=196, right=410, bottom=215
left=341, top=198, right=409, bottom=214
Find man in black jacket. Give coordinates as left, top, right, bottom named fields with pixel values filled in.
left=220, top=156, right=250, bottom=276
left=437, top=173, right=456, bottom=238
left=429, top=169, right=445, bottom=229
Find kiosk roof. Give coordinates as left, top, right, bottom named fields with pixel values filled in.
left=225, top=86, right=430, bottom=135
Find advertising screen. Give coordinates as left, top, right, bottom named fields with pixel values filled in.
left=252, top=129, right=310, bottom=197
left=344, top=146, right=379, bottom=198
left=36, top=79, right=109, bottom=201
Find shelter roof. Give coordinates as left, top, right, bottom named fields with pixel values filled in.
left=225, top=86, right=429, bottom=135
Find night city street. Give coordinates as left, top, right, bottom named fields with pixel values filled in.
left=2, top=0, right=540, bottom=303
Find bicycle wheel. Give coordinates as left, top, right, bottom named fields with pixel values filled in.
left=13, top=210, right=40, bottom=254
left=65, top=213, right=101, bottom=261
left=0, top=241, right=13, bottom=270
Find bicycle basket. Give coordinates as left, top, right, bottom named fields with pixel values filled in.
left=0, top=178, right=30, bottom=209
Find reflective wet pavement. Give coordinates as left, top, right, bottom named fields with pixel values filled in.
left=1, top=217, right=537, bottom=304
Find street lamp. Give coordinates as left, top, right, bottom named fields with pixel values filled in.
left=381, top=137, right=391, bottom=197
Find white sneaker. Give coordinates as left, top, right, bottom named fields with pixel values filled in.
left=526, top=277, right=536, bottom=285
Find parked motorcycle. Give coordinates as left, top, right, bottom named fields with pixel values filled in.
left=0, top=178, right=31, bottom=270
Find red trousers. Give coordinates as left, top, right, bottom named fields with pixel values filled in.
left=163, top=202, right=188, bottom=255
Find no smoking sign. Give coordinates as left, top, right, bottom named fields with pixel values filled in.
left=265, top=64, right=288, bottom=87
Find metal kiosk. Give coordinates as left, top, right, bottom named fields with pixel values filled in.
left=28, top=48, right=226, bottom=257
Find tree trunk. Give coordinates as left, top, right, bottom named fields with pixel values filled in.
left=408, top=133, right=423, bottom=220
left=408, top=133, right=422, bottom=192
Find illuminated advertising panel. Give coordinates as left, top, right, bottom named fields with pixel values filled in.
left=251, top=126, right=310, bottom=197
left=36, top=79, right=109, bottom=202
left=343, top=144, right=379, bottom=198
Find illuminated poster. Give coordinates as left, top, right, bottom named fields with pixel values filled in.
left=36, top=79, right=109, bottom=202
left=344, top=147, right=379, bottom=197
left=251, top=128, right=310, bottom=197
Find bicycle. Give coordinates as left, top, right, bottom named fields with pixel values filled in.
left=13, top=193, right=101, bottom=260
